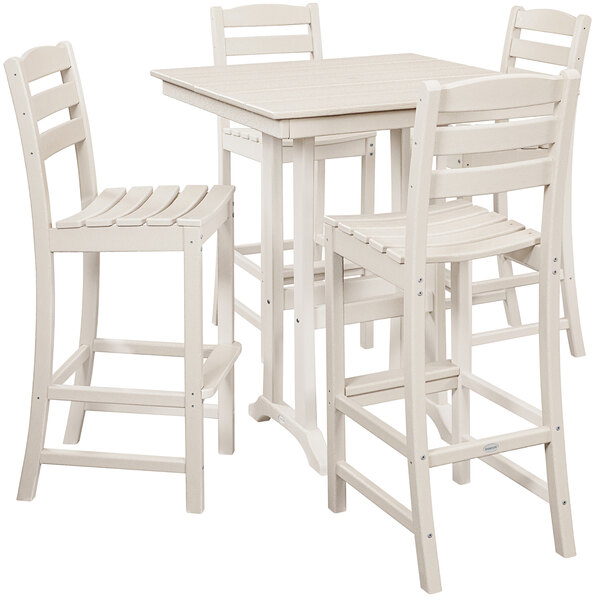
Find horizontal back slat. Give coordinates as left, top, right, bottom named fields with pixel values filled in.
left=438, top=74, right=563, bottom=113
left=39, top=116, right=86, bottom=160
left=31, top=81, right=79, bottom=121
left=222, top=4, right=311, bottom=27
left=20, top=45, right=71, bottom=82
left=430, top=158, right=553, bottom=199
left=515, top=8, right=576, bottom=36
left=434, top=117, right=558, bottom=156
left=510, top=38, right=570, bottom=67
left=224, top=34, right=313, bottom=56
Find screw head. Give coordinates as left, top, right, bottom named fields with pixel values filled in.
left=556, top=426, right=561, bottom=431
left=418, top=277, right=423, bottom=283
left=427, top=533, right=433, bottom=539
left=418, top=291, right=423, bottom=296
left=562, top=500, right=567, bottom=505
left=420, top=455, right=426, bottom=461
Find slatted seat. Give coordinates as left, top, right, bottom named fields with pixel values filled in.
left=56, top=185, right=208, bottom=228
left=326, top=202, right=539, bottom=264
left=324, top=72, right=580, bottom=593
left=6, top=42, right=239, bottom=514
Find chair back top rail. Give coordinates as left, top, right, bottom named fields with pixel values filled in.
left=5, top=42, right=97, bottom=242
left=211, top=3, right=322, bottom=65
left=502, top=6, right=591, bottom=74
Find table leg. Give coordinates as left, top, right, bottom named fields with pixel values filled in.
left=249, top=134, right=283, bottom=418
left=249, top=134, right=326, bottom=475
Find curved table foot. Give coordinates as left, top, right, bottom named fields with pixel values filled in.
left=249, top=395, right=327, bottom=475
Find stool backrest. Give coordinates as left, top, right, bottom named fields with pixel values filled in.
left=405, top=71, right=580, bottom=277
left=5, top=42, right=97, bottom=240
left=210, top=3, right=323, bottom=65
left=501, top=7, right=591, bottom=74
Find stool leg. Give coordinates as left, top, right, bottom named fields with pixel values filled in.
left=183, top=229, right=205, bottom=513
left=494, top=192, right=522, bottom=327
left=325, top=230, right=346, bottom=512
left=18, top=253, right=55, bottom=500
left=561, top=161, right=585, bottom=357
left=540, top=251, right=576, bottom=557
left=451, top=261, right=471, bottom=485
left=360, top=138, right=375, bottom=349
left=404, top=261, right=441, bottom=594
left=63, top=252, right=100, bottom=443
left=217, top=205, right=235, bottom=455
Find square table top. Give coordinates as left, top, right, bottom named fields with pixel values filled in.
left=151, top=54, right=495, bottom=121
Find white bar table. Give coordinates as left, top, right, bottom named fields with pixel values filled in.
left=152, top=54, right=494, bottom=474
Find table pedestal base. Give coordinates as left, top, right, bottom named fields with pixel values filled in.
left=249, top=395, right=327, bottom=475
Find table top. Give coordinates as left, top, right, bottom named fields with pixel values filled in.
left=151, top=54, right=494, bottom=121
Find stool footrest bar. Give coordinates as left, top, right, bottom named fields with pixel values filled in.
left=81, top=402, right=219, bottom=419
left=336, top=395, right=407, bottom=455
left=201, top=342, right=242, bottom=399
left=428, top=427, right=551, bottom=467
left=472, top=318, right=569, bottom=345
left=48, top=384, right=184, bottom=408
left=336, top=461, right=413, bottom=531
left=462, top=371, right=542, bottom=425
left=40, top=449, right=185, bottom=473
left=51, top=345, right=91, bottom=384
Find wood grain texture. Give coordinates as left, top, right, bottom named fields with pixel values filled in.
left=152, top=54, right=494, bottom=120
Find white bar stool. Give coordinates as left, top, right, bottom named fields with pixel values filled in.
left=448, top=7, right=590, bottom=354
left=6, top=42, right=239, bottom=513
left=324, top=71, right=579, bottom=592
left=211, top=3, right=377, bottom=349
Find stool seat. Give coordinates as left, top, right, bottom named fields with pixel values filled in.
left=325, top=200, right=540, bottom=264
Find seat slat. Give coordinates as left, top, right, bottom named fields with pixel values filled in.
left=225, top=34, right=313, bottom=56
left=116, top=186, right=180, bottom=226
left=222, top=4, right=311, bottom=27
left=510, top=39, right=570, bottom=67
left=146, top=185, right=209, bottom=226
left=346, top=205, right=489, bottom=238
left=434, top=117, right=557, bottom=156
left=39, top=117, right=86, bottom=160
left=430, top=157, right=553, bottom=199
left=354, top=211, right=505, bottom=245
left=325, top=199, right=473, bottom=229
left=178, top=185, right=234, bottom=236
left=85, top=187, right=153, bottom=227
left=368, top=218, right=522, bottom=253
left=20, top=44, right=71, bottom=82
left=55, top=188, right=126, bottom=229
left=386, top=229, right=540, bottom=264
left=515, top=8, right=576, bottom=36
left=31, top=81, right=79, bottom=121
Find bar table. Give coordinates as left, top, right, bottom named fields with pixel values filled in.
left=152, top=54, right=495, bottom=473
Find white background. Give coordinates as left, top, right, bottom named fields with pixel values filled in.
left=1, top=0, right=598, bottom=598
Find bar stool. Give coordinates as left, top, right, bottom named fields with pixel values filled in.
left=447, top=7, right=591, bottom=354
left=6, top=42, right=239, bottom=513
left=210, top=3, right=377, bottom=349
left=324, top=70, right=579, bottom=592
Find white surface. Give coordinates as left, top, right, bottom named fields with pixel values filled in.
left=0, top=1, right=598, bottom=598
